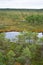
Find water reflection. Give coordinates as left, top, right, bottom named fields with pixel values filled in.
left=5, top=32, right=43, bottom=40
left=38, top=33, right=43, bottom=38
left=5, top=32, right=19, bottom=39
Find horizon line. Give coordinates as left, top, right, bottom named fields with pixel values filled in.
left=0, top=8, right=43, bottom=9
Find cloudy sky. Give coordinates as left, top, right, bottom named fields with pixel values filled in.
left=0, top=0, right=43, bottom=9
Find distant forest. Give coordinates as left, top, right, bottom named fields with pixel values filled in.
left=0, top=9, right=43, bottom=11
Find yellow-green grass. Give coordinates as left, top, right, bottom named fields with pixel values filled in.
left=0, top=9, right=43, bottom=32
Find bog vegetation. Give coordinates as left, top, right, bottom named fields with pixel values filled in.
left=0, top=9, right=43, bottom=32
left=0, top=9, right=43, bottom=65
left=0, top=32, right=43, bottom=65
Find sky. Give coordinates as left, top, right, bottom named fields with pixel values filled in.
left=0, top=0, right=43, bottom=9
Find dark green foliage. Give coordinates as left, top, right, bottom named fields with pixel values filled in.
left=0, top=32, right=43, bottom=65
left=26, top=15, right=43, bottom=25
